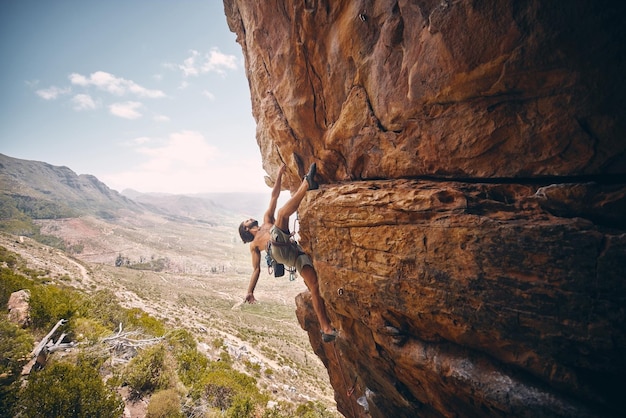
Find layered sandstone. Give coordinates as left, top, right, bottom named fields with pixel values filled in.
left=224, top=0, right=626, bottom=416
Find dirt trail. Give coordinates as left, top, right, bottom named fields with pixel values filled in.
left=56, top=252, right=91, bottom=284
left=0, top=218, right=337, bottom=412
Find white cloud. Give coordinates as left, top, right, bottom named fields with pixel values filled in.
left=179, top=48, right=238, bottom=77
left=179, top=50, right=201, bottom=77
left=69, top=71, right=165, bottom=98
left=36, top=86, right=71, bottom=100
left=109, top=101, right=143, bottom=119
left=101, top=130, right=267, bottom=194
left=153, top=114, right=170, bottom=122
left=136, top=131, right=218, bottom=169
left=129, top=136, right=152, bottom=145
left=202, top=90, right=216, bottom=100
left=202, top=48, right=238, bottom=74
left=71, top=94, right=98, bottom=110
left=103, top=155, right=268, bottom=194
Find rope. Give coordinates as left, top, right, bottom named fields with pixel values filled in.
left=331, top=341, right=358, bottom=417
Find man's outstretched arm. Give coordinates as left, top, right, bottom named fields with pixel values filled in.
left=263, top=164, right=286, bottom=225
left=245, top=246, right=262, bottom=303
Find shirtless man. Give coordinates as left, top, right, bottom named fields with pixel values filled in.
left=238, top=163, right=336, bottom=343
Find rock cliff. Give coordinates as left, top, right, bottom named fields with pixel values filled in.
left=224, top=0, right=626, bottom=416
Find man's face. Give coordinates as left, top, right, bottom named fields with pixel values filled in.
left=244, top=219, right=259, bottom=231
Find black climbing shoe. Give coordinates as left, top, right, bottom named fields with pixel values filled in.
left=305, top=162, right=319, bottom=190
left=321, top=329, right=337, bottom=343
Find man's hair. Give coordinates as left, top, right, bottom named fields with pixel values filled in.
left=239, top=221, right=254, bottom=243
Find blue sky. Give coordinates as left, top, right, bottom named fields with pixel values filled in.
left=0, top=0, right=269, bottom=194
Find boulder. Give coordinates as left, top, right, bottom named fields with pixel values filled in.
left=7, top=289, right=31, bottom=328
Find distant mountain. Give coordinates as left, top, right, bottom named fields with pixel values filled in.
left=0, top=153, right=140, bottom=220
left=193, top=192, right=272, bottom=219
left=0, top=153, right=270, bottom=228
left=122, top=190, right=271, bottom=226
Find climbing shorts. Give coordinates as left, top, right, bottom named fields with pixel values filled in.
left=268, top=225, right=314, bottom=274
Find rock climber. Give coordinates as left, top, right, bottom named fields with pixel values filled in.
left=238, top=163, right=336, bottom=343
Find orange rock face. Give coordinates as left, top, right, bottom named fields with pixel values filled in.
left=224, top=0, right=626, bottom=416
left=296, top=181, right=624, bottom=416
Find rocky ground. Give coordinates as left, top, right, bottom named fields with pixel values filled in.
left=1, top=212, right=338, bottom=415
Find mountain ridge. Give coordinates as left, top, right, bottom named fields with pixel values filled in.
left=1, top=153, right=139, bottom=220
left=0, top=153, right=269, bottom=227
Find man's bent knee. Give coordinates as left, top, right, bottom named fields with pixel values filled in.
left=300, top=265, right=319, bottom=286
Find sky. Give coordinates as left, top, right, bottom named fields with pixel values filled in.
left=0, top=0, right=270, bottom=195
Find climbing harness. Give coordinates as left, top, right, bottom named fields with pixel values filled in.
left=266, top=212, right=301, bottom=281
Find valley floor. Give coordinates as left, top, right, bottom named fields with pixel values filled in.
left=1, top=213, right=338, bottom=413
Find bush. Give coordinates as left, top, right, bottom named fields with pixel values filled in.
left=0, top=319, right=33, bottom=377
left=0, top=245, right=22, bottom=269
left=18, top=360, right=124, bottom=418
left=146, top=389, right=183, bottom=418
left=166, top=328, right=196, bottom=351
left=294, top=401, right=336, bottom=418
left=72, top=317, right=111, bottom=343
left=125, top=343, right=175, bottom=396
left=29, top=285, right=82, bottom=330
left=228, top=395, right=256, bottom=418
left=81, top=289, right=127, bottom=330
left=125, top=308, right=166, bottom=337
left=175, top=348, right=209, bottom=387
left=0, top=266, right=33, bottom=307
left=0, top=319, right=34, bottom=417
left=191, top=361, right=265, bottom=415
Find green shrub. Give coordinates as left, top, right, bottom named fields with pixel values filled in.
left=166, top=328, right=197, bottom=351
left=191, top=361, right=265, bottom=414
left=0, top=382, right=20, bottom=418
left=228, top=395, right=256, bottom=418
left=146, top=389, right=183, bottom=418
left=211, top=336, right=225, bottom=349
left=125, top=343, right=174, bottom=396
left=29, top=285, right=82, bottom=330
left=73, top=317, right=111, bottom=343
left=80, top=289, right=127, bottom=330
left=18, top=360, right=124, bottom=418
left=294, top=401, right=335, bottom=418
left=0, top=319, right=34, bottom=417
left=125, top=308, right=166, bottom=337
left=0, top=266, right=33, bottom=307
left=0, top=245, right=22, bottom=269
left=0, top=319, right=33, bottom=377
left=175, top=348, right=209, bottom=387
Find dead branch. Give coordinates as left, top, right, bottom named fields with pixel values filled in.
left=23, top=319, right=75, bottom=375
left=47, top=332, right=77, bottom=353
left=30, top=319, right=67, bottom=358
left=101, top=323, right=164, bottom=362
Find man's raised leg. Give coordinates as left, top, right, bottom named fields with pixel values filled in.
left=275, top=164, right=317, bottom=231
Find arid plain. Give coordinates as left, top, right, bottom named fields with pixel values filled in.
left=1, top=208, right=337, bottom=411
